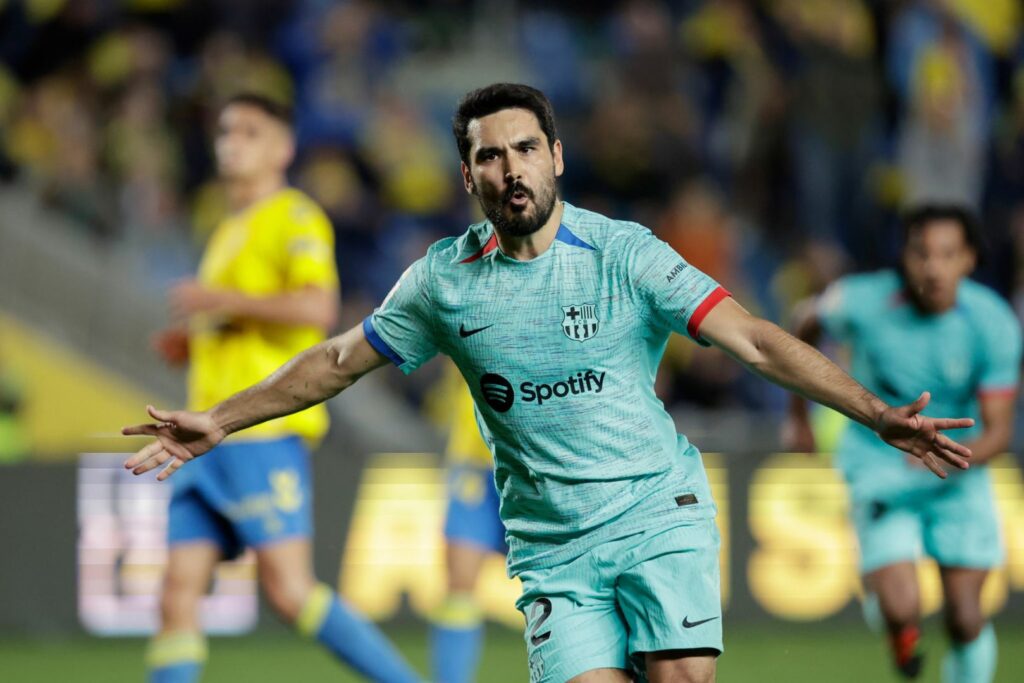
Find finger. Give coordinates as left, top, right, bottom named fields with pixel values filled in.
left=157, top=457, right=185, bottom=481
left=937, top=449, right=970, bottom=470
left=920, top=452, right=947, bottom=479
left=927, top=417, right=975, bottom=431
left=159, top=438, right=195, bottom=465
left=147, top=405, right=178, bottom=424
left=899, top=391, right=930, bottom=417
left=933, top=433, right=972, bottom=459
left=122, top=423, right=162, bottom=437
left=933, top=441, right=971, bottom=470
left=132, top=448, right=173, bottom=475
left=124, top=440, right=164, bottom=469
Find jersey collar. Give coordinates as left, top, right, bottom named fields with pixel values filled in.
left=460, top=222, right=594, bottom=264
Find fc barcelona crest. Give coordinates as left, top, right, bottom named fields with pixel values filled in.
left=561, top=303, right=599, bottom=342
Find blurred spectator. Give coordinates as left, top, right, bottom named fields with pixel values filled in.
left=771, top=241, right=852, bottom=324
left=654, top=180, right=765, bottom=410
left=681, top=0, right=778, bottom=191
left=772, top=0, right=881, bottom=255
left=946, top=0, right=1022, bottom=59
left=890, top=0, right=992, bottom=208
left=1011, top=208, right=1024, bottom=324
left=106, top=81, right=183, bottom=229
left=294, top=145, right=385, bottom=302
left=280, top=0, right=405, bottom=149
left=358, top=94, right=454, bottom=217
left=8, top=72, right=115, bottom=236
left=984, top=61, right=1024, bottom=293
left=658, top=180, right=738, bottom=286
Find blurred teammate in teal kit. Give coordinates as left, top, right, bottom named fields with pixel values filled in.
left=788, top=206, right=1021, bottom=682
left=124, top=85, right=977, bottom=683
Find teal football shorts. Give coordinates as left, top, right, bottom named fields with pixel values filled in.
left=516, top=518, right=723, bottom=683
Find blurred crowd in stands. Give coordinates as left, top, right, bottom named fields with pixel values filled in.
left=3, top=0, right=1024, bottom=413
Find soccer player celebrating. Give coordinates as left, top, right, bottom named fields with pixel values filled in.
left=786, top=206, right=1020, bottom=683
left=145, top=93, right=421, bottom=683
left=128, top=84, right=975, bottom=683
left=429, top=364, right=507, bottom=683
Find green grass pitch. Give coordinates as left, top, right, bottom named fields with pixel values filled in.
left=2, top=619, right=1022, bottom=682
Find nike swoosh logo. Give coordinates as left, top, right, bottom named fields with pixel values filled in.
left=459, top=323, right=493, bottom=338
left=682, top=616, right=718, bottom=629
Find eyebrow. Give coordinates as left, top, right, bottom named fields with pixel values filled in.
left=515, top=136, right=542, bottom=148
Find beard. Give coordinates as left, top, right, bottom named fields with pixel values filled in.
left=477, top=175, right=558, bottom=238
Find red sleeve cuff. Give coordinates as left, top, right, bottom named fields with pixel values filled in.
left=687, top=286, right=732, bottom=343
left=978, top=386, right=1018, bottom=399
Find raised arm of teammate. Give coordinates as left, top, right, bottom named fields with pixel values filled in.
left=123, top=323, right=385, bottom=479
left=170, top=279, right=338, bottom=330
left=697, top=297, right=973, bottom=478
left=960, top=390, right=1017, bottom=465
left=150, top=283, right=337, bottom=368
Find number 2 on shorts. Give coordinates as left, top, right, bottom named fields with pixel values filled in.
left=528, top=598, right=553, bottom=646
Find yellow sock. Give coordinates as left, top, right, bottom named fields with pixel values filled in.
left=295, top=583, right=334, bottom=637
left=146, top=631, right=207, bottom=669
left=432, top=592, right=483, bottom=628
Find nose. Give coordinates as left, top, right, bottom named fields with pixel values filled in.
left=922, top=256, right=943, bottom=278
left=503, top=153, right=521, bottom=182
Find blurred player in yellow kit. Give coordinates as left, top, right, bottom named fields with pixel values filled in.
left=429, top=363, right=507, bottom=683
left=146, top=93, right=421, bottom=683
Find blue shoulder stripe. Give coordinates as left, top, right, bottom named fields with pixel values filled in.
left=555, top=224, right=596, bottom=250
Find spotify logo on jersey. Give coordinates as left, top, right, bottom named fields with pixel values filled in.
left=480, top=373, right=515, bottom=412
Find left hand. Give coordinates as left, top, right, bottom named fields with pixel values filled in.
left=170, top=279, right=232, bottom=318
left=875, top=391, right=974, bottom=478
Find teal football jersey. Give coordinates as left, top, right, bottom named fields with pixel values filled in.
left=818, top=269, right=1021, bottom=498
left=364, top=202, right=730, bottom=573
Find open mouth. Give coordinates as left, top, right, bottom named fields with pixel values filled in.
left=506, top=186, right=532, bottom=210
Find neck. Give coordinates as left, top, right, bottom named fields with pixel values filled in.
left=226, top=175, right=286, bottom=212
left=495, top=200, right=564, bottom=261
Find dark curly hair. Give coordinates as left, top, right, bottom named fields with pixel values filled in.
left=452, top=83, right=557, bottom=164
left=901, top=204, right=984, bottom=261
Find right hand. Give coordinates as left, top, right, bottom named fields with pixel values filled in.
left=151, top=328, right=189, bottom=367
left=781, top=415, right=817, bottom=453
left=122, top=405, right=225, bottom=480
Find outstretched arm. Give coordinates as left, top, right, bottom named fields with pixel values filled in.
left=697, top=297, right=974, bottom=477
left=123, top=324, right=388, bottom=479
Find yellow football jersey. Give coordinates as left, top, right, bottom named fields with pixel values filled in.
left=443, top=364, right=494, bottom=468
left=188, top=188, right=338, bottom=444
